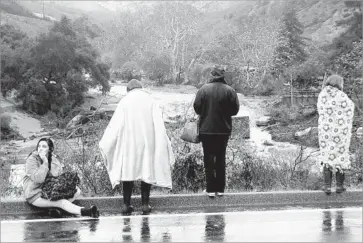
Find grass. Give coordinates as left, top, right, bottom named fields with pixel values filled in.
left=2, top=85, right=362, bottom=199
left=267, top=115, right=319, bottom=148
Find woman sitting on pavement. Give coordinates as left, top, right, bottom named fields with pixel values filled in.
left=317, top=74, right=355, bottom=194
left=23, top=137, right=99, bottom=218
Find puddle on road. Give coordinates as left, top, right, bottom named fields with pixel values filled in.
left=1, top=207, right=361, bottom=242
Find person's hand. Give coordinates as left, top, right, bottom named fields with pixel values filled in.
left=39, top=151, right=48, bottom=165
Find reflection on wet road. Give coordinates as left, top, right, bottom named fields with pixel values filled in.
left=1, top=207, right=361, bottom=242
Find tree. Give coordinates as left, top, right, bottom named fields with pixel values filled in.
left=0, top=24, right=34, bottom=96
left=326, top=1, right=363, bottom=113
left=32, top=16, right=110, bottom=85
left=330, top=1, right=362, bottom=79
left=198, top=15, right=281, bottom=91
left=293, top=43, right=330, bottom=88
left=73, top=15, right=103, bottom=39
left=107, top=9, right=152, bottom=69
left=17, top=16, right=110, bottom=114
left=120, top=61, right=141, bottom=81
left=143, top=52, right=171, bottom=85
left=149, top=2, right=201, bottom=82
left=272, top=7, right=307, bottom=76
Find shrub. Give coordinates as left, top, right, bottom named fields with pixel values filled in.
left=54, top=118, right=113, bottom=196
left=144, top=54, right=171, bottom=86
left=1, top=114, right=11, bottom=131
left=253, top=74, right=276, bottom=96
left=16, top=72, right=88, bottom=117
left=224, top=67, right=246, bottom=94
left=0, top=155, right=23, bottom=198
left=120, top=61, right=141, bottom=81
left=0, top=113, right=22, bottom=140
left=42, top=102, right=361, bottom=196
left=171, top=149, right=205, bottom=192
left=349, top=134, right=363, bottom=186
left=269, top=104, right=301, bottom=124
left=17, top=78, right=50, bottom=115
left=187, top=64, right=214, bottom=87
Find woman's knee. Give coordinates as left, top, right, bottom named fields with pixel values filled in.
left=74, top=187, right=81, bottom=199
left=30, top=198, right=45, bottom=208
left=57, top=199, right=70, bottom=209
left=31, top=197, right=58, bottom=208
left=31, top=198, right=72, bottom=213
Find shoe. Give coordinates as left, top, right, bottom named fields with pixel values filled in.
left=142, top=205, right=152, bottom=215
left=91, top=205, right=100, bottom=218
left=322, top=164, right=332, bottom=195
left=336, top=169, right=346, bottom=194
left=203, top=189, right=216, bottom=198
left=81, top=205, right=99, bottom=218
left=48, top=209, right=62, bottom=218
left=121, top=205, right=134, bottom=215
left=216, top=192, right=224, bottom=197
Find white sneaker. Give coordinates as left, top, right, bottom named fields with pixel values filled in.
left=203, top=190, right=215, bottom=198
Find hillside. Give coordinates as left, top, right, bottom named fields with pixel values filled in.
left=2, top=12, right=52, bottom=37
left=17, top=0, right=114, bottom=23
left=202, top=0, right=349, bottom=44
left=1, top=1, right=352, bottom=46
left=0, top=0, right=113, bottom=37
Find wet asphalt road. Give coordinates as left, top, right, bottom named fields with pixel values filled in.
left=1, top=206, right=362, bottom=242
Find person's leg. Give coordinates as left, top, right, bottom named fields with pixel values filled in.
left=201, top=135, right=216, bottom=196
left=141, top=181, right=152, bottom=214
left=122, top=181, right=134, bottom=214
left=336, top=167, right=346, bottom=193
left=68, top=187, right=81, bottom=203
left=322, top=163, right=332, bottom=195
left=32, top=197, right=82, bottom=215
left=215, top=135, right=229, bottom=195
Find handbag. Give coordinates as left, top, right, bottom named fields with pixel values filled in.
left=180, top=120, right=200, bottom=143
left=180, top=96, right=200, bottom=143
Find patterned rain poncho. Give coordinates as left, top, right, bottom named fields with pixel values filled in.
left=317, top=85, right=355, bottom=172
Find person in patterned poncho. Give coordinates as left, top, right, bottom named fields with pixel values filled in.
left=317, top=75, right=355, bottom=194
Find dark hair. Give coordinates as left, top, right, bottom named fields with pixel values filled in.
left=34, top=137, right=54, bottom=171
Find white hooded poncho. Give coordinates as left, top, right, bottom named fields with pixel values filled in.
left=99, top=89, right=174, bottom=189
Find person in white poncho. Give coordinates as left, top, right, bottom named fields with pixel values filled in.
left=99, top=79, right=175, bottom=214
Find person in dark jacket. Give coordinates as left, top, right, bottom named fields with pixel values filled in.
left=193, top=65, right=240, bottom=198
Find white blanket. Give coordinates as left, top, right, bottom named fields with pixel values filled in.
left=99, top=89, right=175, bottom=189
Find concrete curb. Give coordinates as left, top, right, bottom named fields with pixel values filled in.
left=1, top=191, right=362, bottom=216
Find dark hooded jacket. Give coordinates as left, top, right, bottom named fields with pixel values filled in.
left=193, top=77, right=240, bottom=135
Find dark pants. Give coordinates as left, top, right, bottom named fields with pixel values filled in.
left=122, top=181, right=151, bottom=206
left=200, top=134, right=229, bottom=193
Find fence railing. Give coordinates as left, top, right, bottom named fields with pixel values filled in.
left=282, top=89, right=319, bottom=107
left=283, top=89, right=320, bottom=96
